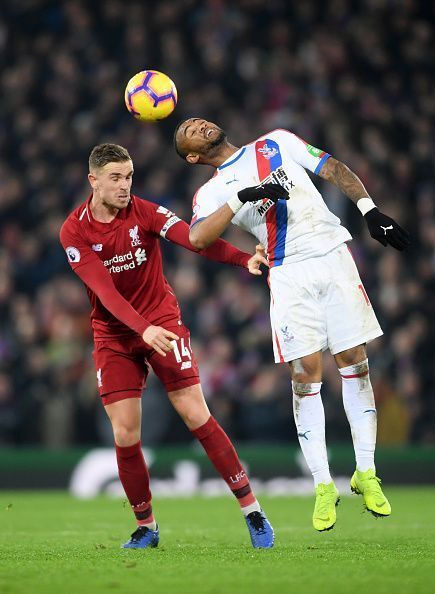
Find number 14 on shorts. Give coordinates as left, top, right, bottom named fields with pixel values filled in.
left=171, top=337, right=192, bottom=370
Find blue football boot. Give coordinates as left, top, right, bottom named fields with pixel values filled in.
left=245, top=510, right=274, bottom=548
left=121, top=525, right=159, bottom=549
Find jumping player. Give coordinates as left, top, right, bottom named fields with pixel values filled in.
left=59, top=143, right=281, bottom=549
left=174, top=118, right=410, bottom=531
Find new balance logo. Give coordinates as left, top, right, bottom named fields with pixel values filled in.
left=92, top=244, right=103, bottom=251
left=96, top=368, right=102, bottom=388
left=181, top=361, right=192, bottom=370
left=381, top=225, right=393, bottom=235
left=135, top=248, right=147, bottom=265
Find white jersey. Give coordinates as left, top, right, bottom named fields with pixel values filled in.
left=190, top=129, right=352, bottom=266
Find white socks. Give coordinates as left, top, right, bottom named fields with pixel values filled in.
left=292, top=382, right=332, bottom=486
left=241, top=500, right=262, bottom=516
left=339, top=359, right=376, bottom=472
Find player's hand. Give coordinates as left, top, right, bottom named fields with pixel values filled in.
left=364, top=208, right=410, bottom=251
left=142, top=325, right=179, bottom=357
left=247, top=244, right=268, bottom=275
left=237, top=183, right=289, bottom=204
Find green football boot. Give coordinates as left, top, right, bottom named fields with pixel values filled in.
left=313, top=482, right=340, bottom=531
left=350, top=469, right=391, bottom=517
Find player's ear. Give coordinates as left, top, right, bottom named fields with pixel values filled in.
left=186, top=153, right=200, bottom=165
left=88, top=172, right=97, bottom=188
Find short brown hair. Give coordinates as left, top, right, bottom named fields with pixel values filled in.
left=89, top=143, right=131, bottom=171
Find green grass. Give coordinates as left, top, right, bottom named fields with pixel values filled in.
left=1, top=489, right=434, bottom=594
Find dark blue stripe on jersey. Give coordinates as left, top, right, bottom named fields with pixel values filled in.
left=266, top=139, right=287, bottom=266
left=314, top=153, right=331, bottom=175
left=218, top=147, right=246, bottom=170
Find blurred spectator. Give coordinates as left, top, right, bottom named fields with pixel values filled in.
left=0, top=0, right=434, bottom=446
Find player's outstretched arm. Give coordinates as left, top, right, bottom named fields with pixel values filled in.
left=166, top=219, right=268, bottom=272
left=189, top=183, right=288, bottom=250
left=318, top=157, right=410, bottom=250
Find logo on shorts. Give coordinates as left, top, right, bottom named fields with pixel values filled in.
left=129, top=225, right=142, bottom=247
left=281, top=325, right=294, bottom=343
left=66, top=246, right=81, bottom=263
left=97, top=368, right=102, bottom=388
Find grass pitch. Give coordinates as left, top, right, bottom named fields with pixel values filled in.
left=1, top=488, right=434, bottom=594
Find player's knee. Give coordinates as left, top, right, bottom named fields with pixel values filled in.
left=336, top=345, right=367, bottom=367
left=289, top=355, right=322, bottom=383
left=113, top=424, right=141, bottom=447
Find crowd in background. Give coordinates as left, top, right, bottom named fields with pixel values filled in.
left=1, top=0, right=434, bottom=447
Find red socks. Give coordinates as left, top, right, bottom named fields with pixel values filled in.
left=115, top=441, right=155, bottom=527
left=191, top=416, right=256, bottom=509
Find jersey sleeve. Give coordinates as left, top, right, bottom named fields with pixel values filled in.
left=274, top=129, right=331, bottom=175
left=165, top=219, right=250, bottom=268
left=149, top=204, right=184, bottom=239
left=59, top=219, right=97, bottom=270
left=190, top=182, right=226, bottom=228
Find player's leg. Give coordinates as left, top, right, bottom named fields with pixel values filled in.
left=93, top=338, right=159, bottom=548
left=149, top=323, right=273, bottom=548
left=334, top=345, right=391, bottom=516
left=323, top=244, right=389, bottom=517
left=289, top=352, right=339, bottom=531
left=103, top=393, right=159, bottom=548
left=167, top=382, right=274, bottom=548
left=268, top=257, right=339, bottom=530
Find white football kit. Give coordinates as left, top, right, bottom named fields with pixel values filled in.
left=190, top=129, right=383, bottom=362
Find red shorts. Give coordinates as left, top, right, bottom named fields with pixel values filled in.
left=92, top=323, right=200, bottom=406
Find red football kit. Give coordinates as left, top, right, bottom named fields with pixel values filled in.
left=60, top=194, right=251, bottom=404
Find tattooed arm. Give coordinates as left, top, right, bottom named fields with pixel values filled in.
left=317, top=157, right=410, bottom=250
left=317, top=157, right=369, bottom=204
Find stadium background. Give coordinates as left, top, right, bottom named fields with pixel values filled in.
left=1, top=0, right=434, bottom=489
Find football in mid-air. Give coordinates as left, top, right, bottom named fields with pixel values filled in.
left=124, top=70, right=177, bottom=122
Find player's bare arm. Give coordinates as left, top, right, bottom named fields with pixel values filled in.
left=318, top=157, right=369, bottom=205
left=189, top=203, right=235, bottom=249
left=318, top=157, right=410, bottom=251
left=189, top=183, right=289, bottom=249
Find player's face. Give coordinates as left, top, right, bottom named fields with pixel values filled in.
left=89, top=160, right=133, bottom=210
left=177, top=118, right=226, bottom=160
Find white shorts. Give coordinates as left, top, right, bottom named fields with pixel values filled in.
left=269, top=243, right=383, bottom=363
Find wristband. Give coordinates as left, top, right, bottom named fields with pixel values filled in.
left=227, top=195, right=244, bottom=214
left=357, top=197, right=377, bottom=216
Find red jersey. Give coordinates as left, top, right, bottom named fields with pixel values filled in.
left=60, top=194, right=250, bottom=340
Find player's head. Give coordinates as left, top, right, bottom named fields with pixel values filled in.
left=173, top=118, right=227, bottom=164
left=88, top=143, right=133, bottom=210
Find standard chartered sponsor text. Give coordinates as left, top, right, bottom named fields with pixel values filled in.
left=103, top=249, right=147, bottom=274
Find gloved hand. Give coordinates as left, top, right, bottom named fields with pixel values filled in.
left=237, top=183, right=289, bottom=204
left=364, top=208, right=410, bottom=251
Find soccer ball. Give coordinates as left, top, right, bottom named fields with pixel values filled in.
left=124, top=70, right=178, bottom=122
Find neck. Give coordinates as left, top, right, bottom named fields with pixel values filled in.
left=90, top=193, right=119, bottom=223
left=204, top=142, right=240, bottom=168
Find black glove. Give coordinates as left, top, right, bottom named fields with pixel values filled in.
left=364, top=208, right=410, bottom=251
left=237, top=183, right=289, bottom=204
